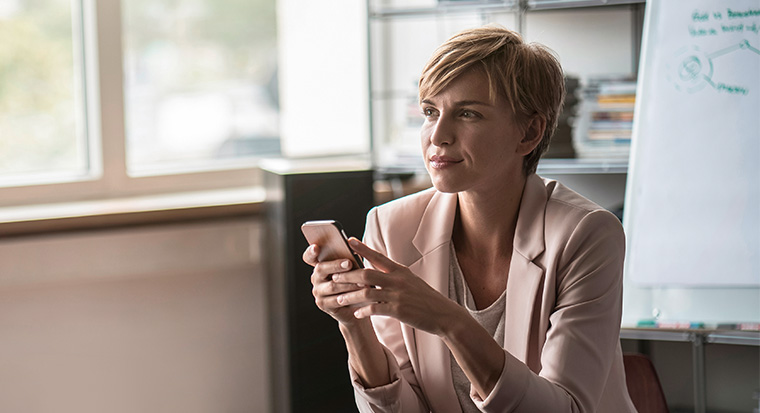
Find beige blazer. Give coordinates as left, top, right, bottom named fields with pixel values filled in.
left=349, top=174, right=637, bottom=413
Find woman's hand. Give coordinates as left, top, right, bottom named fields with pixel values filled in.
left=331, top=238, right=465, bottom=337
left=306, top=238, right=502, bottom=395
left=304, top=244, right=394, bottom=387
left=303, top=244, right=371, bottom=325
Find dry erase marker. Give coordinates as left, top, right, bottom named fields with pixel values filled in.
left=655, top=321, right=705, bottom=329
left=636, top=320, right=704, bottom=329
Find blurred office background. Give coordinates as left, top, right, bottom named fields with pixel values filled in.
left=0, top=0, right=757, bottom=412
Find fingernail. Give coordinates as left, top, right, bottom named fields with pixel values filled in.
left=340, top=260, right=351, bottom=269
left=337, top=295, right=345, bottom=304
left=332, top=274, right=340, bottom=281
left=348, top=238, right=359, bottom=246
left=354, top=309, right=362, bottom=318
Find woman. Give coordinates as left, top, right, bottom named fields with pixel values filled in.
left=304, top=26, right=636, bottom=412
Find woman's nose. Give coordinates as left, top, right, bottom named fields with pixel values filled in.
left=429, top=116, right=453, bottom=146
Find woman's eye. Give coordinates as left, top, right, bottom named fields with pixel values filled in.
left=461, top=110, right=476, bottom=119
left=422, top=108, right=437, bottom=117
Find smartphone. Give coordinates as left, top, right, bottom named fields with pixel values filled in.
left=301, top=220, right=364, bottom=269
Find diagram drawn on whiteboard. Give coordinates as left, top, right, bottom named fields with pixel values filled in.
left=667, top=40, right=760, bottom=95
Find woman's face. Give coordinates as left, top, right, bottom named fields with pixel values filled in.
left=420, top=69, right=530, bottom=195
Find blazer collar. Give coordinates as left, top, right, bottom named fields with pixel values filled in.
left=412, top=174, right=548, bottom=260
left=412, top=191, right=458, bottom=256
left=513, top=173, right=548, bottom=261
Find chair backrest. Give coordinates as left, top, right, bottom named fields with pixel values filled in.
left=623, top=353, right=669, bottom=413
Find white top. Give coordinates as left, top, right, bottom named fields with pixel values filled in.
left=448, top=242, right=506, bottom=412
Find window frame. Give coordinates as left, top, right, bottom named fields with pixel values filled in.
left=0, top=0, right=264, bottom=208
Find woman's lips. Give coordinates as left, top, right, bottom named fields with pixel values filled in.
left=429, top=155, right=462, bottom=169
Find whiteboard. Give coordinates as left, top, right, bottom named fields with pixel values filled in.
left=623, top=0, right=760, bottom=288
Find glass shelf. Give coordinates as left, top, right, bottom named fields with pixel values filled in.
left=528, top=0, right=644, bottom=11
left=537, top=158, right=628, bottom=174
left=369, top=0, right=644, bottom=19
left=370, top=1, right=515, bottom=19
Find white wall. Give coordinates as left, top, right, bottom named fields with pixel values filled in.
left=0, top=219, right=270, bottom=413
left=525, top=7, right=637, bottom=80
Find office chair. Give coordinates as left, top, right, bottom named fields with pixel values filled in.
left=623, top=353, right=669, bottom=413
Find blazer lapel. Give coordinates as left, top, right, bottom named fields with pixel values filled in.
left=408, top=191, right=461, bottom=412
left=504, top=255, right=544, bottom=364
left=504, top=174, right=548, bottom=366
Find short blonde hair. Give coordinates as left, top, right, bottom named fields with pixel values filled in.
left=419, top=25, right=565, bottom=176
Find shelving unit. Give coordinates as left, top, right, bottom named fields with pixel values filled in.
left=620, top=328, right=760, bottom=413
left=366, top=0, right=645, bottom=178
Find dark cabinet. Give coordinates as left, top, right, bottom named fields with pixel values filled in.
left=263, top=160, right=374, bottom=412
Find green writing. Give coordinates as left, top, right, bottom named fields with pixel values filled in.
left=689, top=25, right=718, bottom=37
left=668, top=41, right=758, bottom=96
left=692, top=10, right=709, bottom=22
left=723, top=22, right=760, bottom=34
left=722, top=23, right=744, bottom=32
left=690, top=8, right=760, bottom=22
left=716, top=83, right=749, bottom=95
left=727, top=8, right=760, bottom=19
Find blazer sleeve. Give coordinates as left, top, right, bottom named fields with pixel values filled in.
left=473, top=209, right=626, bottom=413
left=349, top=207, right=431, bottom=413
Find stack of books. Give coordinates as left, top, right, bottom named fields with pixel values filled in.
left=572, top=78, right=636, bottom=159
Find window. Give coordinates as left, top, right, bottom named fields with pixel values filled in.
left=0, top=0, right=278, bottom=206
left=0, top=0, right=88, bottom=186
left=122, top=0, right=279, bottom=174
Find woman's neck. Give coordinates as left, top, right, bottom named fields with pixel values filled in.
left=453, top=176, right=526, bottom=256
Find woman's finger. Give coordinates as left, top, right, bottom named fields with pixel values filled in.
left=348, top=238, right=402, bottom=273
left=335, top=284, right=389, bottom=307
left=302, top=244, right=320, bottom=266
left=314, top=278, right=366, bottom=298
left=353, top=302, right=394, bottom=319
left=314, top=259, right=354, bottom=279
left=332, top=268, right=389, bottom=288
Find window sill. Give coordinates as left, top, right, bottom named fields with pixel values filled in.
left=0, top=187, right=265, bottom=237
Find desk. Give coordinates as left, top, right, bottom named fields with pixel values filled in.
left=620, top=328, right=760, bottom=413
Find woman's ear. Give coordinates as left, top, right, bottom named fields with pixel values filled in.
left=517, top=114, right=546, bottom=156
